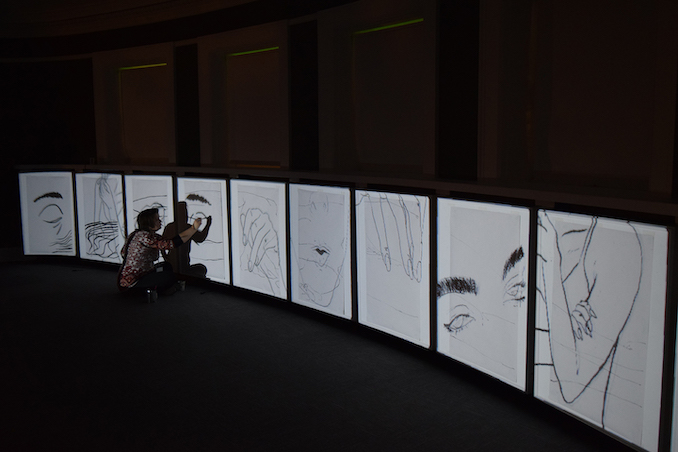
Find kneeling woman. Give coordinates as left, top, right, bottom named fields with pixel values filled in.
left=118, top=208, right=202, bottom=299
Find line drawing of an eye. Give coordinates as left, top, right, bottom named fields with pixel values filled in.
left=503, top=272, right=526, bottom=305
left=444, top=304, right=475, bottom=334
left=39, top=204, right=64, bottom=223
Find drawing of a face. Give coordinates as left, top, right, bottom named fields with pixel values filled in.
left=297, top=191, right=348, bottom=306
left=438, top=238, right=526, bottom=378
left=34, top=191, right=73, bottom=253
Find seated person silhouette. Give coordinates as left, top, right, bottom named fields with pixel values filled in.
left=162, top=201, right=212, bottom=278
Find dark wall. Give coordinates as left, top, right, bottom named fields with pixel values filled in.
left=0, top=58, right=96, bottom=247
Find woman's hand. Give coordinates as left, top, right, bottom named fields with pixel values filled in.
left=192, top=218, right=203, bottom=230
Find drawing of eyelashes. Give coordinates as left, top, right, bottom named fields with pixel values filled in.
left=444, top=304, right=476, bottom=334
left=503, top=273, right=526, bottom=305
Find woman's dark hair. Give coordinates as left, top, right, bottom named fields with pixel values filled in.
left=137, top=208, right=159, bottom=231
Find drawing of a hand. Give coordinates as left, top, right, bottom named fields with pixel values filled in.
left=241, top=208, right=279, bottom=272
left=368, top=193, right=424, bottom=282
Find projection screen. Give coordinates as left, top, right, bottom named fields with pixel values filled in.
left=534, top=210, right=668, bottom=452
left=289, top=184, right=352, bottom=319
left=19, top=171, right=76, bottom=256
left=437, top=198, right=529, bottom=390
left=176, top=177, right=230, bottom=284
left=230, top=179, right=287, bottom=299
left=355, top=190, right=430, bottom=346
left=75, top=173, right=125, bottom=264
left=124, top=175, right=174, bottom=237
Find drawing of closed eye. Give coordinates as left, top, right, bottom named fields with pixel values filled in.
left=39, top=204, right=64, bottom=225
left=444, top=304, right=476, bottom=334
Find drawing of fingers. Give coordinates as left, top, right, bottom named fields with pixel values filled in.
left=242, top=208, right=278, bottom=271
left=368, top=194, right=390, bottom=270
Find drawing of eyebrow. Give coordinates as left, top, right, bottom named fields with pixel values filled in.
left=186, top=193, right=211, bottom=205
left=562, top=228, right=588, bottom=236
left=436, top=277, right=478, bottom=298
left=34, top=192, right=63, bottom=202
left=502, top=246, right=525, bottom=280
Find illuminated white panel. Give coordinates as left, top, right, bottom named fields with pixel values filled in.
left=124, top=175, right=174, bottom=236
left=436, top=198, right=529, bottom=390
left=534, top=210, right=667, bottom=452
left=355, top=190, right=430, bottom=347
left=75, top=173, right=125, bottom=264
left=176, top=177, right=230, bottom=284
left=230, top=179, right=287, bottom=299
left=290, top=184, right=351, bottom=319
left=19, top=171, right=76, bottom=256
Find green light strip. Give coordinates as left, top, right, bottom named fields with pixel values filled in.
left=118, top=63, right=168, bottom=71
left=228, top=46, right=280, bottom=57
left=354, top=18, right=423, bottom=35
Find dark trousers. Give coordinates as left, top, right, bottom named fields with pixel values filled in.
left=135, top=262, right=176, bottom=293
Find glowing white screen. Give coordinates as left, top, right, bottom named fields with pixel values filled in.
left=230, top=179, right=287, bottom=299
left=355, top=190, right=430, bottom=346
left=19, top=171, right=76, bottom=256
left=124, top=175, right=174, bottom=236
left=176, top=177, right=230, bottom=284
left=534, top=210, right=667, bottom=451
left=437, top=198, right=529, bottom=390
left=289, top=184, right=352, bottom=319
left=75, top=173, right=125, bottom=264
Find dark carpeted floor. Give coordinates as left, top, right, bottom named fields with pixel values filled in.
left=0, top=260, right=635, bottom=451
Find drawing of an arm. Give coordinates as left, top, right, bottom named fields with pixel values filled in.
left=539, top=213, right=642, bottom=403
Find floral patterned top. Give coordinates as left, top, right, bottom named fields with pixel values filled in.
left=117, top=230, right=182, bottom=290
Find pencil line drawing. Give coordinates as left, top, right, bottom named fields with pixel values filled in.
left=290, top=185, right=351, bottom=318
left=436, top=199, right=529, bottom=390
left=231, top=180, right=286, bottom=298
left=535, top=210, right=667, bottom=449
left=37, top=193, right=73, bottom=253
left=76, top=173, right=125, bottom=263
left=537, top=212, right=640, bottom=419
left=20, top=172, right=76, bottom=256
left=356, top=190, right=429, bottom=346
